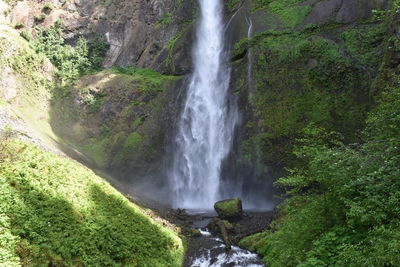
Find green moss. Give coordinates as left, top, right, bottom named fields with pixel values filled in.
left=34, top=14, right=46, bottom=24
left=233, top=29, right=292, bottom=58
left=214, top=198, right=242, bottom=220
left=273, top=5, right=311, bottom=29
left=239, top=231, right=270, bottom=252
left=0, top=140, right=184, bottom=266
left=166, top=23, right=193, bottom=71
left=157, top=12, right=173, bottom=25
left=253, top=0, right=311, bottom=28
left=111, top=66, right=173, bottom=92
left=341, top=23, right=387, bottom=70
left=132, top=117, right=143, bottom=129
left=0, top=26, right=54, bottom=101
left=221, top=220, right=233, bottom=231
left=82, top=138, right=108, bottom=167
left=240, top=27, right=378, bottom=167
left=123, top=132, right=143, bottom=151
left=42, top=2, right=53, bottom=13
left=226, top=0, right=241, bottom=12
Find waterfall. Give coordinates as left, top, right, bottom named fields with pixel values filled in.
left=246, top=17, right=254, bottom=93
left=169, top=0, right=238, bottom=209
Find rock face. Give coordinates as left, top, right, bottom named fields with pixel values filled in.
left=214, top=199, right=243, bottom=221
left=220, top=0, right=391, bottom=206
left=49, top=70, right=183, bottom=193
left=4, top=0, right=198, bottom=75
left=1, top=0, right=392, bottom=208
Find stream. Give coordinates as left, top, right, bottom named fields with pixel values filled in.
left=184, top=212, right=266, bottom=267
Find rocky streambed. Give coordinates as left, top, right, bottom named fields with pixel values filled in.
left=107, top=181, right=273, bottom=266
left=158, top=199, right=274, bottom=267
left=179, top=208, right=273, bottom=267
left=187, top=228, right=264, bottom=267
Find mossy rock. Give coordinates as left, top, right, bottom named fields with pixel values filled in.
left=214, top=198, right=243, bottom=221
left=188, top=229, right=202, bottom=238
left=207, top=218, right=233, bottom=248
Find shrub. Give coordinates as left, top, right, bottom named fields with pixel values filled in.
left=42, top=2, right=53, bottom=14
left=33, top=21, right=109, bottom=85
left=34, top=14, right=46, bottom=24
left=0, top=140, right=184, bottom=266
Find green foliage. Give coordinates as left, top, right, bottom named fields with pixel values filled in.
left=123, top=132, right=143, bottom=151
left=166, top=23, right=193, bottom=71
left=342, top=23, right=386, bottom=70
left=111, top=65, right=170, bottom=92
left=226, top=0, right=241, bottom=12
left=87, top=36, right=110, bottom=71
left=33, top=14, right=46, bottom=24
left=33, top=21, right=109, bottom=85
left=0, top=140, right=184, bottom=266
left=0, top=28, right=53, bottom=98
left=19, top=30, right=33, bottom=42
left=42, top=2, right=53, bottom=14
left=240, top=13, right=400, bottom=264
left=214, top=199, right=242, bottom=220
left=242, top=31, right=372, bottom=167
left=3, top=0, right=22, bottom=7
left=13, top=23, right=24, bottom=30
left=242, top=87, right=400, bottom=265
left=80, top=87, right=106, bottom=113
left=158, top=12, right=173, bottom=25
left=82, top=138, right=108, bottom=167
left=253, top=0, right=311, bottom=28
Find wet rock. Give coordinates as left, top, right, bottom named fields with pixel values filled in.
left=189, top=229, right=202, bottom=238
left=302, top=0, right=341, bottom=25
left=214, top=198, right=243, bottom=221
left=207, top=218, right=232, bottom=249
left=336, top=0, right=389, bottom=23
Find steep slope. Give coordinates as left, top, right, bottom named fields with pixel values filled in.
left=220, top=0, right=390, bottom=202
left=6, top=0, right=197, bottom=75
left=0, top=140, right=184, bottom=266
left=0, top=9, right=184, bottom=267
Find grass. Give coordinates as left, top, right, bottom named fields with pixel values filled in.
left=111, top=65, right=174, bottom=92
left=0, top=140, right=184, bottom=266
left=252, top=0, right=311, bottom=28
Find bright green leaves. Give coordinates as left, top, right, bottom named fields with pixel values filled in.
left=33, top=21, right=109, bottom=85
left=0, top=140, right=184, bottom=266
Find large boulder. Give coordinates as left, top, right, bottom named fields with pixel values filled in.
left=214, top=198, right=243, bottom=221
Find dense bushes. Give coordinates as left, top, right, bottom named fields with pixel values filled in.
left=240, top=6, right=400, bottom=265
left=31, top=21, right=109, bottom=85
left=241, top=85, right=400, bottom=266
left=0, top=140, right=184, bottom=266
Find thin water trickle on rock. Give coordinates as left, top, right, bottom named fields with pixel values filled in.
left=169, top=0, right=238, bottom=209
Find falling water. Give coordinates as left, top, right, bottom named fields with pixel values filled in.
left=246, top=17, right=254, bottom=93
left=169, top=0, right=238, bottom=209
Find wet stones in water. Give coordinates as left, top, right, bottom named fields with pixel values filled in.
left=214, top=198, right=243, bottom=221
left=207, top=219, right=233, bottom=249
left=189, top=228, right=202, bottom=238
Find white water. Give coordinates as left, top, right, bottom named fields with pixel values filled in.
left=190, top=229, right=264, bottom=267
left=246, top=17, right=254, bottom=93
left=169, top=0, right=238, bottom=209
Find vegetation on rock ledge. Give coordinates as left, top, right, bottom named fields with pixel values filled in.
left=239, top=3, right=400, bottom=266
